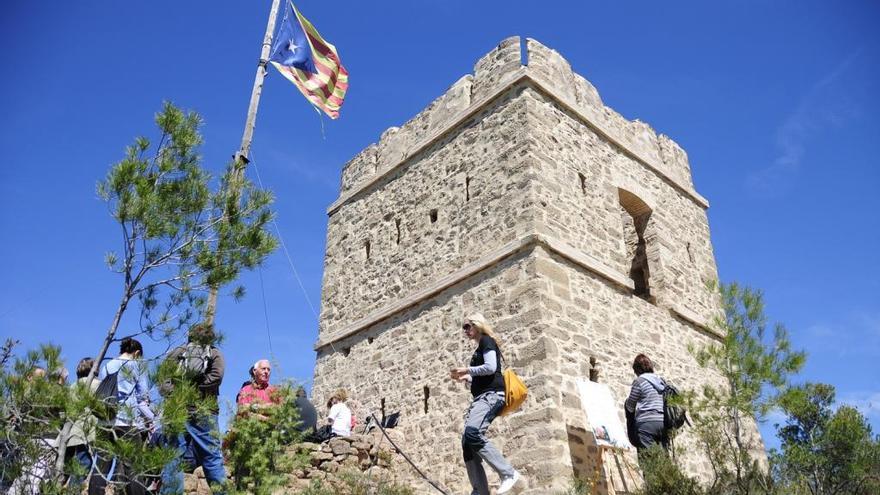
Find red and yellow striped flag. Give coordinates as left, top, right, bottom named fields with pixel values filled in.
left=269, top=2, right=349, bottom=119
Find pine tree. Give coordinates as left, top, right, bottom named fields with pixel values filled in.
left=772, top=383, right=880, bottom=495
left=687, top=282, right=806, bottom=494
left=32, top=101, right=277, bottom=486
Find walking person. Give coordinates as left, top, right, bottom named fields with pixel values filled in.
left=160, top=323, right=227, bottom=495
left=450, top=313, right=521, bottom=495
left=624, top=353, right=669, bottom=455
left=94, top=337, right=154, bottom=495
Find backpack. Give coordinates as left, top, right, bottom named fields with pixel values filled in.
left=646, top=378, right=690, bottom=431
left=94, top=370, right=119, bottom=421
left=178, top=343, right=212, bottom=379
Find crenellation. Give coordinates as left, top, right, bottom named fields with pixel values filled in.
left=572, top=72, right=604, bottom=115
left=376, top=126, right=406, bottom=173
left=471, top=36, right=523, bottom=102
left=428, top=75, right=474, bottom=133
left=526, top=38, right=578, bottom=103
left=339, top=143, right=378, bottom=193
left=628, top=119, right=663, bottom=168
left=658, top=133, right=694, bottom=187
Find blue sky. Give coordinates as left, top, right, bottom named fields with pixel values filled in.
left=1, top=1, right=878, bottom=450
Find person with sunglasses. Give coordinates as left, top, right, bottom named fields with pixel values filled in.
left=450, top=313, right=522, bottom=495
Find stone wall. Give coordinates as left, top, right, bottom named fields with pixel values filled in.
left=523, top=83, right=719, bottom=323
left=312, top=37, right=765, bottom=493
left=313, top=252, right=571, bottom=493
left=319, top=80, right=537, bottom=340
left=182, top=431, right=409, bottom=495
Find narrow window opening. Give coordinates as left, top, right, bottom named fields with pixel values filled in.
left=429, top=209, right=438, bottom=223
left=465, top=176, right=471, bottom=202
left=395, top=218, right=401, bottom=245
left=423, top=385, right=430, bottom=414
left=686, top=242, right=695, bottom=263
left=618, top=189, right=653, bottom=300
left=520, top=37, right=529, bottom=66
left=380, top=398, right=386, bottom=421
left=589, top=357, right=599, bottom=382
left=364, top=240, right=371, bottom=260
left=578, top=172, right=587, bottom=195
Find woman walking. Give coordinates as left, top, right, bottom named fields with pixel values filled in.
left=450, top=313, right=521, bottom=495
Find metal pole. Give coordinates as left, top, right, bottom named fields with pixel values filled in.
left=206, top=0, right=283, bottom=325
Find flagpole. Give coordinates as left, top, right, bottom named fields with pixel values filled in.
left=206, top=0, right=283, bottom=326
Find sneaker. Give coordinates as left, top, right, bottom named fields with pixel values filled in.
left=497, top=470, right=521, bottom=494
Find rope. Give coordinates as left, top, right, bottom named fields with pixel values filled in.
left=257, top=266, right=275, bottom=362
left=368, top=413, right=451, bottom=495
left=248, top=153, right=320, bottom=322
left=247, top=151, right=340, bottom=358
left=313, top=105, right=326, bottom=140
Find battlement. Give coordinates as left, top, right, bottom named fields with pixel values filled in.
left=333, top=37, right=704, bottom=215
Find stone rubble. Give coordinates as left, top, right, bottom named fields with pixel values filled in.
left=182, top=429, right=408, bottom=494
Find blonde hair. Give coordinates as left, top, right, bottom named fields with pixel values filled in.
left=464, top=312, right=502, bottom=350
left=332, top=388, right=348, bottom=402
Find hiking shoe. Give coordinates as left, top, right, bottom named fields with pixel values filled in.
left=498, top=470, right=521, bottom=494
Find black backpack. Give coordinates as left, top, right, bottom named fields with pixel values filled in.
left=94, top=370, right=119, bottom=421
left=647, top=378, right=690, bottom=431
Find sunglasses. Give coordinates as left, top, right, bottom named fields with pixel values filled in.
left=462, top=323, right=473, bottom=331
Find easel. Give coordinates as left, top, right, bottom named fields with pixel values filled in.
left=597, top=444, right=642, bottom=495
left=575, top=379, right=644, bottom=495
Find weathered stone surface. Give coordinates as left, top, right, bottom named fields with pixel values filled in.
left=310, top=450, right=334, bottom=466
left=329, top=438, right=351, bottom=455
left=313, top=38, right=765, bottom=494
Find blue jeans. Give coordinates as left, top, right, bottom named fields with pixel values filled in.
left=66, top=445, right=92, bottom=489
left=160, top=415, right=226, bottom=494
left=462, top=391, right=514, bottom=495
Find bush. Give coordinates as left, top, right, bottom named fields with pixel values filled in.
left=297, top=469, right=414, bottom=495
left=635, top=446, right=704, bottom=495
left=224, top=383, right=308, bottom=495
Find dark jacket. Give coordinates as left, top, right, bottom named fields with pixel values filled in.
left=165, top=345, right=225, bottom=414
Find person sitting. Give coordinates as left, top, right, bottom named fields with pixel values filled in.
left=294, top=387, right=318, bottom=436
left=326, top=389, right=352, bottom=438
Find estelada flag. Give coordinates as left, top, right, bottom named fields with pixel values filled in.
left=269, top=1, right=349, bottom=119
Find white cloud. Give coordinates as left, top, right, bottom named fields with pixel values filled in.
left=838, top=391, right=880, bottom=421
left=799, top=310, right=880, bottom=357
left=747, top=51, right=862, bottom=196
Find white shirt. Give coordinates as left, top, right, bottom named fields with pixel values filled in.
left=328, top=402, right=352, bottom=437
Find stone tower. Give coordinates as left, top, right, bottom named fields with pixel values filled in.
left=312, top=38, right=758, bottom=493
